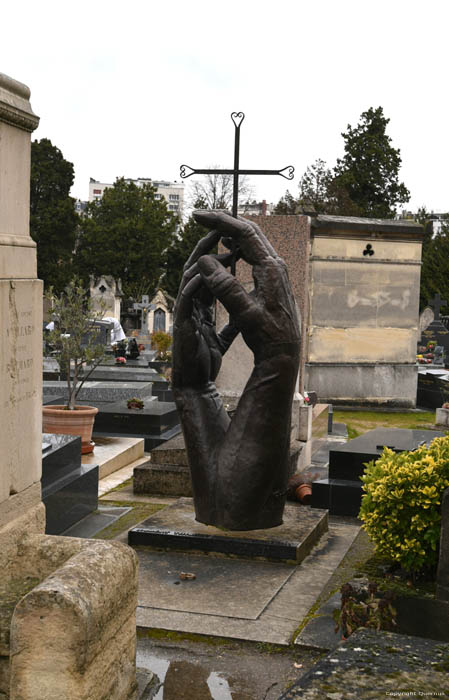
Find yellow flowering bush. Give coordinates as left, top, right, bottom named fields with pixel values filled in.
left=359, top=435, right=449, bottom=574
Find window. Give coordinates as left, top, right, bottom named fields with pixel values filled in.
left=154, top=194, right=162, bottom=200
left=93, top=189, right=102, bottom=195
left=169, top=204, right=179, bottom=211
left=169, top=194, right=179, bottom=201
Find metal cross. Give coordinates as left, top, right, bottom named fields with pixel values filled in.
left=180, top=112, right=294, bottom=273
left=429, top=293, right=447, bottom=321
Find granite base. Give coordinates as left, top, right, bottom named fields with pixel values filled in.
left=128, top=498, right=328, bottom=563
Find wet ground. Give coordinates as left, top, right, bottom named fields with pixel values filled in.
left=136, top=633, right=323, bottom=699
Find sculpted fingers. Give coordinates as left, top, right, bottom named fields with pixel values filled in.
left=193, top=210, right=272, bottom=266
left=174, top=273, right=203, bottom=323
left=197, top=254, right=259, bottom=323
left=183, top=229, right=221, bottom=272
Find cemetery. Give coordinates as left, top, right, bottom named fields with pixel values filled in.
left=1, top=72, right=449, bottom=700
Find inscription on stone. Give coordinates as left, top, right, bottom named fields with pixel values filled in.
left=4, top=308, right=37, bottom=408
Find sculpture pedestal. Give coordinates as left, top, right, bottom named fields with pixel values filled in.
left=128, top=497, right=328, bottom=564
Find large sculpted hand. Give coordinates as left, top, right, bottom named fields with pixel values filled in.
left=172, top=211, right=300, bottom=530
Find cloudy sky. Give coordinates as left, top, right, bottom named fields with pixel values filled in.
left=2, top=0, right=448, bottom=213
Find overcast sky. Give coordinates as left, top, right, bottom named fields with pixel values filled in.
left=2, top=0, right=448, bottom=213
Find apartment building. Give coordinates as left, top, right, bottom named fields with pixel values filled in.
left=88, top=177, right=184, bottom=216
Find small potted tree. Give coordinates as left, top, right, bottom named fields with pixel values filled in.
left=43, top=279, right=108, bottom=453
left=149, top=330, right=172, bottom=373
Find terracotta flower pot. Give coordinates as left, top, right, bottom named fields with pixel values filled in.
left=295, top=483, right=313, bottom=504
left=42, top=405, right=99, bottom=454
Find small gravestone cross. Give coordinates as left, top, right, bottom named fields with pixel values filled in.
left=132, top=295, right=155, bottom=332
left=429, top=293, right=447, bottom=321
left=181, top=112, right=294, bottom=273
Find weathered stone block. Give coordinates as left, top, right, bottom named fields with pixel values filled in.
left=10, top=537, right=138, bottom=700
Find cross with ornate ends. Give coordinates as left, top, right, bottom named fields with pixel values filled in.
left=180, top=112, right=294, bottom=273
left=429, top=293, right=447, bottom=321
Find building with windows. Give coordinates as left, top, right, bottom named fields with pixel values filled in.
left=88, top=177, right=184, bottom=217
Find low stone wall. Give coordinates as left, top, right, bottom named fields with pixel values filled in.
left=3, top=535, right=138, bottom=700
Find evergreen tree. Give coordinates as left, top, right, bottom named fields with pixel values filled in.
left=273, top=190, right=298, bottom=214
left=75, top=178, right=177, bottom=299
left=162, top=199, right=209, bottom=297
left=420, top=217, right=449, bottom=311
left=30, top=138, right=78, bottom=292
left=333, top=107, right=410, bottom=218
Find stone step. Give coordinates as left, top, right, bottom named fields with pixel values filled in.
left=133, top=462, right=192, bottom=497
left=98, top=455, right=151, bottom=497
left=83, top=435, right=145, bottom=480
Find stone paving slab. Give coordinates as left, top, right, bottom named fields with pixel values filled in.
left=279, top=628, right=449, bottom=698
left=138, top=550, right=297, bottom=619
left=135, top=516, right=360, bottom=645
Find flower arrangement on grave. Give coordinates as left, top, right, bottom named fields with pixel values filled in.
left=303, top=393, right=311, bottom=405
left=359, top=435, right=449, bottom=575
left=127, top=397, right=144, bottom=410
left=151, top=330, right=172, bottom=362
left=115, top=356, right=127, bottom=365
left=443, top=402, right=449, bottom=410
left=113, top=339, right=128, bottom=358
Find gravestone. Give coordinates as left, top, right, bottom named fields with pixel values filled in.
left=419, top=305, right=434, bottom=334
left=312, top=428, right=445, bottom=516
left=417, top=368, right=449, bottom=408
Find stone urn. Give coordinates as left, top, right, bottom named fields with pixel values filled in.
left=42, top=405, right=99, bottom=454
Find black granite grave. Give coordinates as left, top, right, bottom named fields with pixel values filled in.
left=41, top=433, right=98, bottom=535
left=76, top=365, right=158, bottom=383
left=92, top=399, right=180, bottom=450
left=417, top=368, right=449, bottom=408
left=312, top=428, right=445, bottom=517
left=43, top=380, right=154, bottom=404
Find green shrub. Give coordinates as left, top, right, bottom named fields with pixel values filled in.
left=359, top=435, right=449, bottom=574
left=151, top=330, right=172, bottom=361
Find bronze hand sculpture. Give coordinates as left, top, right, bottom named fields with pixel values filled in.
left=172, top=211, right=300, bottom=530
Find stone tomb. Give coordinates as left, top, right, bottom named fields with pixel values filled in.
left=93, top=400, right=181, bottom=450
left=41, top=433, right=98, bottom=535
left=312, top=428, right=445, bottom=516
left=43, top=379, right=155, bottom=403
left=78, top=362, right=173, bottom=401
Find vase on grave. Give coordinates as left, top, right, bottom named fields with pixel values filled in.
left=42, top=405, right=99, bottom=454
